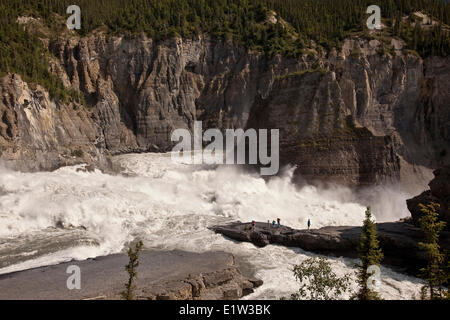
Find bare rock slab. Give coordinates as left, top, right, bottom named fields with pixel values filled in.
left=211, top=221, right=450, bottom=275
left=0, top=250, right=262, bottom=300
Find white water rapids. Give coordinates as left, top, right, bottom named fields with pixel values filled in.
left=0, top=152, right=424, bottom=299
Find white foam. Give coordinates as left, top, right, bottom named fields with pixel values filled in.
left=0, top=245, right=107, bottom=275
left=0, top=153, right=423, bottom=299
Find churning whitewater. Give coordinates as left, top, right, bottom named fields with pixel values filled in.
left=0, top=153, right=424, bottom=299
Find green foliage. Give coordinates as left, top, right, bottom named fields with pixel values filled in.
left=353, top=207, right=384, bottom=300
left=417, top=202, right=448, bottom=300
left=0, top=1, right=88, bottom=102
left=71, top=149, right=84, bottom=158
left=121, top=240, right=144, bottom=300
left=290, top=257, right=351, bottom=300
left=2, top=1, right=450, bottom=55
left=399, top=17, right=450, bottom=57
left=0, top=0, right=449, bottom=99
left=263, top=0, right=450, bottom=56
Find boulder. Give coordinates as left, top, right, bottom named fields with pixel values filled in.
left=407, top=166, right=450, bottom=229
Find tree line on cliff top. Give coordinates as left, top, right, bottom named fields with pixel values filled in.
left=0, top=0, right=449, bottom=100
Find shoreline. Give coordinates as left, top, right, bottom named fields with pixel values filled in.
left=0, top=250, right=262, bottom=300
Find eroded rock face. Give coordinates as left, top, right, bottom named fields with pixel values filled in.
left=47, top=34, right=266, bottom=153
left=246, top=71, right=401, bottom=185
left=407, top=166, right=450, bottom=229
left=0, top=74, right=110, bottom=171
left=144, top=266, right=262, bottom=300
left=0, top=33, right=448, bottom=185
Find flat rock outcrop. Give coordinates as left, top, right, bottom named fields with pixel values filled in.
left=211, top=221, right=450, bottom=274
left=0, top=250, right=262, bottom=300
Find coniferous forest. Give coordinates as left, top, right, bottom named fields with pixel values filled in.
left=0, top=0, right=449, bottom=100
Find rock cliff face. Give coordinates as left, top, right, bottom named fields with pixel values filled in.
left=407, top=166, right=450, bottom=229
left=0, top=74, right=109, bottom=171
left=247, top=71, right=401, bottom=186
left=0, top=31, right=448, bottom=186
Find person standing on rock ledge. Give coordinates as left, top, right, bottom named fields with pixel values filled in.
left=307, top=219, right=311, bottom=230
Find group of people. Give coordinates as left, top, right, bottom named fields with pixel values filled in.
left=268, top=218, right=281, bottom=228
left=246, top=218, right=311, bottom=231
left=267, top=218, right=311, bottom=230
left=245, top=219, right=281, bottom=231
left=244, top=220, right=257, bottom=231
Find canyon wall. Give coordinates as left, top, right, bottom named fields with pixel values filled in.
left=0, top=31, right=448, bottom=186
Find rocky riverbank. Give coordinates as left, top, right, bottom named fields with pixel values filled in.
left=0, top=250, right=262, bottom=300
left=211, top=221, right=450, bottom=275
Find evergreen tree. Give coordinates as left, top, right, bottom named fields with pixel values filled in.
left=121, top=240, right=144, bottom=300
left=417, top=203, right=448, bottom=300
left=0, top=0, right=449, bottom=100
left=353, top=207, right=384, bottom=300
